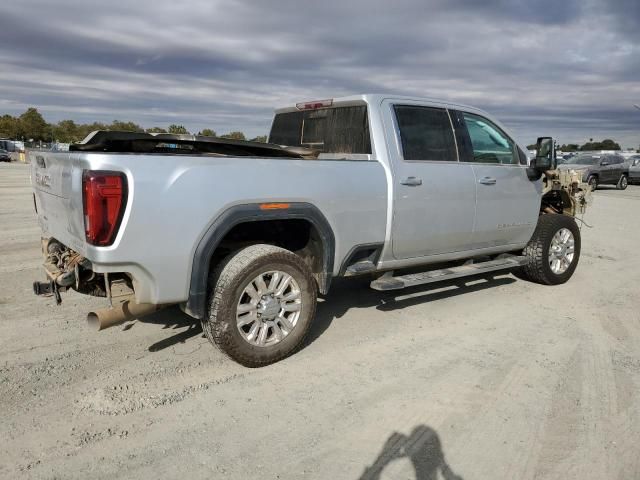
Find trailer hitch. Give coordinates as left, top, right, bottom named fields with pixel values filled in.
left=33, top=280, right=62, bottom=305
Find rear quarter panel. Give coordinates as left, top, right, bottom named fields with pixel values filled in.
left=73, top=153, right=388, bottom=304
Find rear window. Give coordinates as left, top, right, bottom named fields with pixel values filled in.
left=269, top=105, right=371, bottom=154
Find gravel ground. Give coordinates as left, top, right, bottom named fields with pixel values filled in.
left=1, top=161, right=639, bottom=480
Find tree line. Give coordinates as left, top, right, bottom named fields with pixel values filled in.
left=527, top=138, right=624, bottom=152
left=0, top=107, right=267, bottom=144
left=3, top=107, right=631, bottom=152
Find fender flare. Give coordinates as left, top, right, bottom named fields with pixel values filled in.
left=184, top=202, right=335, bottom=319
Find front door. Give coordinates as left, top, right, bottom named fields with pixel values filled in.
left=386, top=103, right=477, bottom=259
left=452, top=110, right=540, bottom=249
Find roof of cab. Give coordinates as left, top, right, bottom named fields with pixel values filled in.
left=274, top=93, right=489, bottom=116
left=273, top=93, right=528, bottom=152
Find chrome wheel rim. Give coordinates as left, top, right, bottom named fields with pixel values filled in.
left=548, top=228, right=575, bottom=274
left=621, top=176, right=627, bottom=188
left=236, top=271, right=302, bottom=347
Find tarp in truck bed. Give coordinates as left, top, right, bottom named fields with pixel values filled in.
left=69, top=131, right=316, bottom=158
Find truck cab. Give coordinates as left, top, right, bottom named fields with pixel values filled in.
left=269, top=95, right=542, bottom=265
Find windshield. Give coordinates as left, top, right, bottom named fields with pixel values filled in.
left=572, top=155, right=601, bottom=165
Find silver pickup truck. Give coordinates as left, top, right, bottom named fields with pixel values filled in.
left=31, top=94, right=590, bottom=367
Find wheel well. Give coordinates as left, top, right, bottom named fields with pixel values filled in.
left=212, top=219, right=325, bottom=287
left=185, top=203, right=335, bottom=319
left=541, top=189, right=573, bottom=214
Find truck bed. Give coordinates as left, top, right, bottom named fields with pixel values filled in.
left=31, top=149, right=388, bottom=304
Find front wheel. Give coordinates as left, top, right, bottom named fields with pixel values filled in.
left=587, top=175, right=598, bottom=191
left=203, top=244, right=317, bottom=367
left=617, top=174, right=628, bottom=190
left=515, top=214, right=581, bottom=285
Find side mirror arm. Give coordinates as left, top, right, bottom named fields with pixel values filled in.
left=527, top=166, right=543, bottom=181
left=527, top=158, right=543, bottom=180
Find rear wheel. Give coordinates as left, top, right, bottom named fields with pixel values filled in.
left=515, top=214, right=581, bottom=285
left=587, top=175, right=598, bottom=191
left=202, top=244, right=317, bottom=367
left=617, top=174, right=628, bottom=190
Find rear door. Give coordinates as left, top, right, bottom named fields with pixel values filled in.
left=385, top=102, right=477, bottom=259
left=452, top=110, right=540, bottom=249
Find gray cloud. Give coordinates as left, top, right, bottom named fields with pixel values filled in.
left=0, top=0, right=638, bottom=146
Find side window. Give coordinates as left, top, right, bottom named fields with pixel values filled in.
left=394, top=105, right=457, bottom=161
left=460, top=112, right=518, bottom=165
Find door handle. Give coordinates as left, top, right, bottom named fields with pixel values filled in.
left=479, top=177, right=497, bottom=185
left=401, top=176, right=422, bottom=186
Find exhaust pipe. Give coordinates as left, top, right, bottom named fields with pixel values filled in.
left=87, top=296, right=169, bottom=331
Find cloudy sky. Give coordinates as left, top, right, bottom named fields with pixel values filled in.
left=1, top=0, right=639, bottom=146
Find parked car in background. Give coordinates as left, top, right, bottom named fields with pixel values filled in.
left=0, top=149, right=11, bottom=162
left=0, top=139, right=25, bottom=162
left=629, top=155, right=640, bottom=184
left=559, top=153, right=629, bottom=190
left=0, top=140, right=16, bottom=152
left=557, top=154, right=576, bottom=164
left=0, top=139, right=24, bottom=152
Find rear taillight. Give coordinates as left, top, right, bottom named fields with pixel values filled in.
left=82, top=171, right=127, bottom=246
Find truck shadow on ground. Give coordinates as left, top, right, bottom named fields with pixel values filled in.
left=306, top=274, right=516, bottom=348
left=137, top=273, right=515, bottom=354
left=360, top=424, right=463, bottom=480
left=127, top=307, right=203, bottom=352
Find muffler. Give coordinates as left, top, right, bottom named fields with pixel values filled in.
left=87, top=296, right=168, bottom=331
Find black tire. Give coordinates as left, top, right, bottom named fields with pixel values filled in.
left=515, top=214, right=581, bottom=285
left=202, top=244, right=317, bottom=367
left=617, top=174, right=628, bottom=190
left=587, top=175, right=598, bottom=191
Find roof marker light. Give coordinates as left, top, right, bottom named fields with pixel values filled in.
left=295, top=99, right=333, bottom=110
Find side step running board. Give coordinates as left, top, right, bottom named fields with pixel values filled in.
left=370, top=255, right=527, bottom=291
